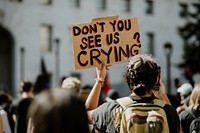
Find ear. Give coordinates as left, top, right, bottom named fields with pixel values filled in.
left=155, top=75, right=160, bottom=84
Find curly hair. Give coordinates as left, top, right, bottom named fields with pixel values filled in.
left=126, top=54, right=161, bottom=96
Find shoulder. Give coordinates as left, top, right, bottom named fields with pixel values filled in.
left=179, top=109, right=196, bottom=121
left=163, top=104, right=180, bottom=133
left=11, top=98, right=21, bottom=106
left=93, top=100, right=120, bottom=115
left=164, top=104, right=179, bottom=120
left=92, top=100, right=121, bottom=121
left=92, top=100, right=121, bottom=132
left=179, top=109, right=196, bottom=133
left=180, top=110, right=192, bottom=117
left=18, top=97, right=33, bottom=105
left=0, top=109, right=6, bottom=115
left=164, top=104, right=176, bottom=111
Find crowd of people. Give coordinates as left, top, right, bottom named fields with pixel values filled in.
left=0, top=54, right=199, bottom=133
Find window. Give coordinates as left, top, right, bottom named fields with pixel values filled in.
left=9, top=0, right=23, bottom=2
left=40, top=24, right=52, bottom=52
left=75, top=0, right=80, bottom=8
left=147, top=32, right=154, bottom=55
left=100, top=0, right=106, bottom=10
left=124, top=0, right=131, bottom=12
left=41, top=0, right=52, bottom=5
left=146, top=0, right=154, bottom=14
left=179, top=3, right=188, bottom=18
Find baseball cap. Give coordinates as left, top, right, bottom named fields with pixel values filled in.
left=61, top=77, right=81, bottom=92
left=177, top=83, right=193, bottom=96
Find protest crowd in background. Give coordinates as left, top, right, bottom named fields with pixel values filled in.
left=0, top=54, right=199, bottom=133
left=0, top=16, right=200, bottom=133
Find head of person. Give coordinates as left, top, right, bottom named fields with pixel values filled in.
left=79, top=85, right=92, bottom=102
left=177, top=83, right=193, bottom=105
left=0, top=91, right=9, bottom=107
left=107, top=89, right=119, bottom=100
left=61, top=77, right=81, bottom=95
left=174, top=78, right=181, bottom=89
left=34, top=74, right=51, bottom=95
left=126, top=54, right=161, bottom=96
left=189, top=83, right=200, bottom=110
left=28, top=89, right=90, bottom=133
left=20, top=81, right=33, bottom=93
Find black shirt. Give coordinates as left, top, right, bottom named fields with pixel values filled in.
left=11, top=98, right=33, bottom=133
left=179, top=109, right=200, bottom=133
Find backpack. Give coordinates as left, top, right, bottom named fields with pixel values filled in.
left=117, top=97, right=169, bottom=133
left=187, top=110, right=200, bottom=133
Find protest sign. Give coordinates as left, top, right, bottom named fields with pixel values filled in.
left=71, top=16, right=142, bottom=70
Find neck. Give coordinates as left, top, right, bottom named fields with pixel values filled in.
left=130, top=92, right=152, bottom=98
left=21, top=92, right=33, bottom=98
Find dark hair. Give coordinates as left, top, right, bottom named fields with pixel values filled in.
left=0, top=91, right=8, bottom=105
left=29, top=89, right=90, bottom=133
left=126, top=54, right=161, bottom=96
left=34, top=74, right=50, bottom=95
left=21, top=81, right=33, bottom=92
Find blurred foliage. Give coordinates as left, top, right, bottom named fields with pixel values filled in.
left=178, top=2, right=200, bottom=75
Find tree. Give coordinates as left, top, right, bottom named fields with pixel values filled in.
left=178, top=2, right=200, bottom=85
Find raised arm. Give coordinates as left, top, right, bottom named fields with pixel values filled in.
left=85, top=62, right=107, bottom=110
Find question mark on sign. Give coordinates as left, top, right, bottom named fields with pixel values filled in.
left=133, top=32, right=140, bottom=43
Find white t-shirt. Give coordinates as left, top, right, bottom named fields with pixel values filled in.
left=0, top=106, right=11, bottom=133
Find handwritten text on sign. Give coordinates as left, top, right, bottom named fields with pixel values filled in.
left=71, top=16, right=142, bottom=70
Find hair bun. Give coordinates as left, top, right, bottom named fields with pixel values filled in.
left=132, top=83, right=147, bottom=96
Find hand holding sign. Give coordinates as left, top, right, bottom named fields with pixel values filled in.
left=71, top=16, right=142, bottom=70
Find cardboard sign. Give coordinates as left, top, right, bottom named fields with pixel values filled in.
left=71, top=16, right=142, bottom=70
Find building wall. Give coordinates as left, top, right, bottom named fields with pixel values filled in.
left=0, top=0, right=198, bottom=96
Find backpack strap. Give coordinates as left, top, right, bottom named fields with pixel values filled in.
left=117, top=97, right=166, bottom=109
left=186, top=110, right=200, bottom=119
left=153, top=99, right=166, bottom=108
left=116, top=97, right=136, bottom=109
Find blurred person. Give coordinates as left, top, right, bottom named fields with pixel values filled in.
left=61, top=76, right=81, bottom=96
left=59, top=76, right=68, bottom=86
left=3, top=93, right=15, bottom=133
left=79, top=85, right=92, bottom=102
left=0, top=92, right=12, bottom=133
left=33, top=74, right=51, bottom=95
left=176, top=83, right=193, bottom=114
left=0, top=114, right=2, bottom=133
left=179, top=83, right=200, bottom=133
left=27, top=89, right=90, bottom=133
left=11, top=81, right=33, bottom=133
left=86, top=54, right=180, bottom=133
left=174, top=78, right=181, bottom=102
left=174, top=78, right=181, bottom=88
left=105, top=89, right=120, bottom=102
left=165, top=79, right=182, bottom=109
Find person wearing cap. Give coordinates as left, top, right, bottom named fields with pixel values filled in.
left=179, top=83, right=200, bottom=133
left=61, top=76, right=81, bottom=96
left=176, top=83, right=193, bottom=114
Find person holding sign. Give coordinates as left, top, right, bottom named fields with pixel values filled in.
left=85, top=54, right=180, bottom=133
left=71, top=16, right=142, bottom=70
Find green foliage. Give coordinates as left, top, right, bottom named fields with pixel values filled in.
left=178, top=3, right=200, bottom=75
left=183, top=44, right=200, bottom=74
